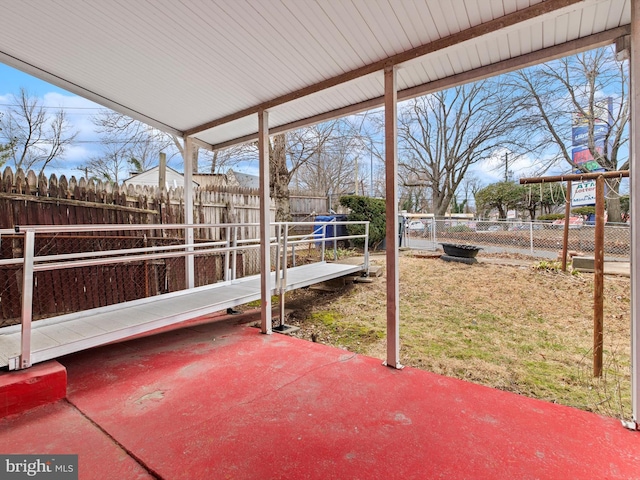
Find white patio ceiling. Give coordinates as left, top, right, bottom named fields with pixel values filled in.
left=0, top=0, right=631, bottom=149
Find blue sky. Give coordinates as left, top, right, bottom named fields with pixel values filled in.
left=0, top=62, right=535, bottom=181
left=0, top=63, right=115, bottom=178
left=0, top=61, right=628, bottom=198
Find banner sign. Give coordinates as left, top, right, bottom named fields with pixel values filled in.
left=571, top=98, right=611, bottom=177
left=571, top=145, right=604, bottom=173
left=571, top=180, right=597, bottom=207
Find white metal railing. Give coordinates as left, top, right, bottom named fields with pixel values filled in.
left=272, top=221, right=370, bottom=327
left=2, top=220, right=369, bottom=369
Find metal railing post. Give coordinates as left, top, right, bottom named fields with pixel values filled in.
left=333, top=220, right=338, bottom=261
left=321, top=224, right=326, bottom=262
left=275, top=223, right=282, bottom=292
left=364, top=222, right=370, bottom=274
left=279, top=225, right=289, bottom=326
left=224, top=225, right=231, bottom=281
left=19, top=230, right=35, bottom=370
left=232, top=225, right=238, bottom=280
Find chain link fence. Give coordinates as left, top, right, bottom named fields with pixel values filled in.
left=402, top=218, right=630, bottom=260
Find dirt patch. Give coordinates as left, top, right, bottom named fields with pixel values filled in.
left=284, top=254, right=631, bottom=419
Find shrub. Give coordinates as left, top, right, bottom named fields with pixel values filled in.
left=572, top=206, right=595, bottom=216
left=537, top=213, right=565, bottom=221
left=339, top=195, right=386, bottom=249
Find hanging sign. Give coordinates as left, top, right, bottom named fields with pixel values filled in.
left=571, top=180, right=597, bottom=207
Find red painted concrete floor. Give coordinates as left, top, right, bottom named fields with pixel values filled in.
left=2, top=317, right=640, bottom=480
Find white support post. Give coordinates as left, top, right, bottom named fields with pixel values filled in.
left=19, top=230, right=35, bottom=370
left=629, top=0, right=640, bottom=430
left=258, top=110, right=272, bottom=334
left=183, top=135, right=195, bottom=289
left=384, top=65, right=402, bottom=369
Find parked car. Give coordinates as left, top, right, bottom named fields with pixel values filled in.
left=552, top=216, right=584, bottom=229
left=407, top=220, right=426, bottom=232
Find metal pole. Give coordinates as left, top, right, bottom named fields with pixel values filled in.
left=321, top=224, right=326, bottom=262
left=354, top=156, right=359, bottom=195
left=183, top=136, right=195, bottom=289
left=333, top=220, right=338, bottom=261
left=279, top=225, right=289, bottom=327
left=370, top=140, right=374, bottom=197
left=384, top=65, right=402, bottom=369
left=630, top=0, right=640, bottom=429
left=224, top=225, right=230, bottom=281
left=593, top=175, right=605, bottom=377
left=232, top=225, right=238, bottom=280
left=529, top=221, right=534, bottom=256
left=364, top=222, right=370, bottom=274
left=432, top=217, right=438, bottom=251
left=19, top=230, right=35, bottom=369
left=258, top=110, right=272, bottom=334
left=275, top=223, right=282, bottom=292
left=561, top=180, right=572, bottom=272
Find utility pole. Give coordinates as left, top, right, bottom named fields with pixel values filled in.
left=354, top=156, right=359, bottom=195
left=504, top=152, right=509, bottom=181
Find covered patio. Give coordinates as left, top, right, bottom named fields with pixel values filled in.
left=3, top=315, right=640, bottom=479
left=1, top=1, right=640, bottom=474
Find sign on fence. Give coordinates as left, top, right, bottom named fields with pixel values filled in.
left=571, top=180, right=597, bottom=207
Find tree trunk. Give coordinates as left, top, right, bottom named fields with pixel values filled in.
left=192, top=147, right=199, bottom=174
left=605, top=177, right=622, bottom=223
left=270, top=134, right=291, bottom=222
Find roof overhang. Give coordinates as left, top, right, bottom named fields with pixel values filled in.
left=0, top=0, right=631, bottom=149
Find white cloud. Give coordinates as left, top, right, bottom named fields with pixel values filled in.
left=42, top=92, right=103, bottom=141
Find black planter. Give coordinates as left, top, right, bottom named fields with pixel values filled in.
left=440, top=243, right=482, bottom=258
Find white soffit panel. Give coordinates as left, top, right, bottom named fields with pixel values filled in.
left=0, top=0, right=631, bottom=146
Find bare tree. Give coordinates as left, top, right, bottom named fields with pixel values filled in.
left=89, top=111, right=247, bottom=181
left=460, top=174, right=482, bottom=214
left=269, top=122, right=336, bottom=221
left=290, top=119, right=364, bottom=204
left=82, top=147, right=131, bottom=184
left=87, top=111, right=180, bottom=180
left=396, top=80, right=527, bottom=216
left=512, top=47, right=628, bottom=222
left=0, top=88, right=77, bottom=174
left=0, top=113, right=13, bottom=167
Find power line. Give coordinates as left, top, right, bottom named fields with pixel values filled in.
left=0, top=103, right=107, bottom=110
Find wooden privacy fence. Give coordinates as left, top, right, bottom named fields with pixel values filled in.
left=0, top=167, right=327, bottom=326
left=0, top=168, right=329, bottom=230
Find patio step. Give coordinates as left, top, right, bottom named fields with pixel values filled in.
left=0, top=361, right=66, bottom=418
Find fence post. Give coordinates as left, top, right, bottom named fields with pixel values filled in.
left=529, top=221, right=534, bottom=256
left=433, top=218, right=438, bottom=250
left=19, top=230, right=35, bottom=370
